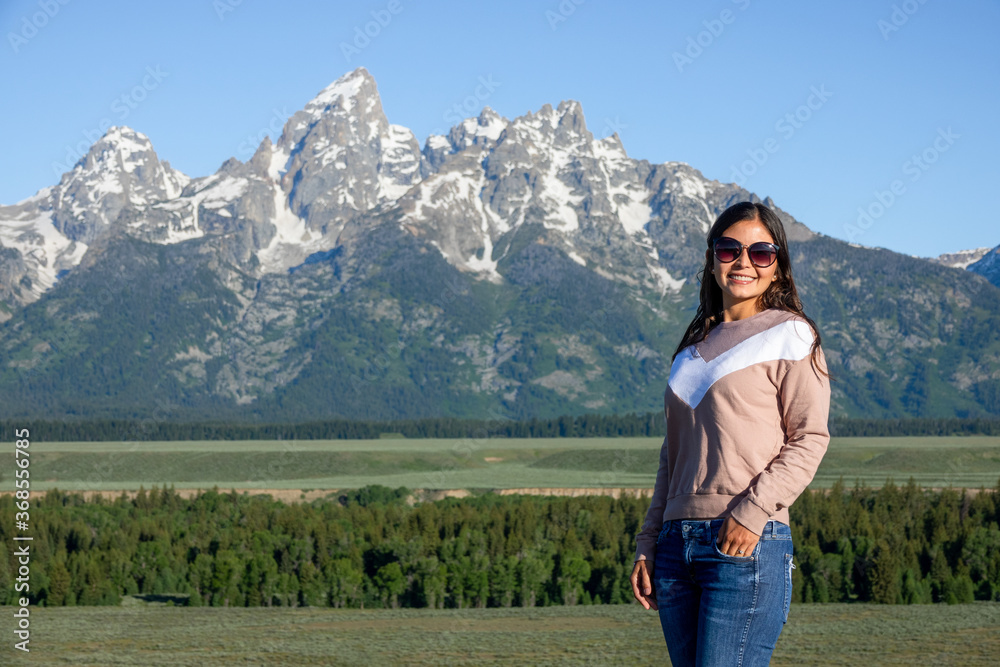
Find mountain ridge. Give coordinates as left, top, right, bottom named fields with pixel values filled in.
left=0, top=67, right=998, bottom=422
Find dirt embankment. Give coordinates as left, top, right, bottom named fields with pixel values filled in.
left=1, top=486, right=988, bottom=505
left=0, top=487, right=338, bottom=504
left=495, top=487, right=654, bottom=499
left=0, top=487, right=654, bottom=505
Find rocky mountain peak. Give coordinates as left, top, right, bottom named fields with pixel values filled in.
left=930, top=246, right=993, bottom=270
left=66, top=126, right=188, bottom=194
left=594, top=132, right=627, bottom=158
left=2, top=68, right=833, bottom=310
left=278, top=67, right=386, bottom=155
left=554, top=100, right=588, bottom=135
left=498, top=100, right=595, bottom=162
left=303, top=67, right=379, bottom=117
left=967, top=244, right=1000, bottom=287
left=49, top=126, right=189, bottom=244
left=422, top=107, right=509, bottom=172
left=74, top=126, right=152, bottom=169
left=269, top=67, right=423, bottom=232
left=248, top=136, right=273, bottom=179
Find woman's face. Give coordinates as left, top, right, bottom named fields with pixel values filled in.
left=706, top=218, right=779, bottom=315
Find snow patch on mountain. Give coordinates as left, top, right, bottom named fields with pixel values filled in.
left=539, top=150, right=584, bottom=232
left=303, top=68, right=368, bottom=119
left=268, top=145, right=290, bottom=183
left=966, top=244, right=1000, bottom=287
left=649, top=265, right=684, bottom=293
left=426, top=135, right=450, bottom=151
left=593, top=135, right=653, bottom=236
left=467, top=113, right=505, bottom=142
left=9, top=186, right=54, bottom=208
left=593, top=135, right=628, bottom=163
left=257, top=184, right=324, bottom=273
left=456, top=108, right=507, bottom=147
left=676, top=170, right=707, bottom=200
left=378, top=124, right=422, bottom=200
left=399, top=167, right=505, bottom=282
left=200, top=176, right=248, bottom=209
left=929, top=246, right=993, bottom=269
left=60, top=126, right=190, bottom=208
left=0, top=209, right=87, bottom=295
left=464, top=173, right=502, bottom=282
left=144, top=173, right=250, bottom=242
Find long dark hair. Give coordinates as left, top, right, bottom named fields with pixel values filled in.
left=671, top=202, right=831, bottom=380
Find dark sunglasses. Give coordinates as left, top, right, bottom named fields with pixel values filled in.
left=713, top=236, right=780, bottom=268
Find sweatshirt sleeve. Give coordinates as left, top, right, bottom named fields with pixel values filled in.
left=634, top=388, right=671, bottom=563
left=729, top=344, right=831, bottom=535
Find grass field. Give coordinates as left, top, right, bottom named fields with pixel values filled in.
left=5, top=600, right=999, bottom=665
left=1, top=435, right=999, bottom=494
left=3, top=438, right=998, bottom=665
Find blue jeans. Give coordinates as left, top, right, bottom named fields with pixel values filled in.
left=653, top=518, right=794, bottom=666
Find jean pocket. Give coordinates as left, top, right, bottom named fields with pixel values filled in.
left=783, top=553, right=794, bottom=623
left=711, top=530, right=761, bottom=563
left=656, top=520, right=673, bottom=546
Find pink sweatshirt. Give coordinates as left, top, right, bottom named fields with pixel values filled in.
left=634, top=307, right=831, bottom=563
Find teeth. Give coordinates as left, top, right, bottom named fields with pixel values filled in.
left=730, top=275, right=754, bottom=282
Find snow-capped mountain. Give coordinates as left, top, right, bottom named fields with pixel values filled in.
left=929, top=246, right=993, bottom=270
left=0, top=67, right=815, bottom=311
left=2, top=67, right=998, bottom=424
left=967, top=244, right=1000, bottom=287
left=926, top=245, right=1000, bottom=287
left=0, top=126, right=190, bottom=300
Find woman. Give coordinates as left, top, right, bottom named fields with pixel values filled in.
left=629, top=201, right=833, bottom=665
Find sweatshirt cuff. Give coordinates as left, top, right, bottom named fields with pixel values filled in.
left=730, top=497, right=771, bottom=535
left=634, top=539, right=657, bottom=564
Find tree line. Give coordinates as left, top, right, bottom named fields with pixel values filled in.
left=1, top=478, right=997, bottom=608
left=2, top=415, right=999, bottom=442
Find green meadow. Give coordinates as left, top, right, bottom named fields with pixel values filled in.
left=3, top=436, right=999, bottom=665
left=8, top=600, right=999, bottom=666
left=1, top=435, right=998, bottom=493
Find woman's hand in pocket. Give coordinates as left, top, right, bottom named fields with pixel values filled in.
left=716, top=516, right=760, bottom=557
left=630, top=559, right=658, bottom=610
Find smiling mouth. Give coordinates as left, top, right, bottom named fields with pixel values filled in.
left=729, top=275, right=755, bottom=283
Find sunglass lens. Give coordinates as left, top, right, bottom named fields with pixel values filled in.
left=714, top=238, right=740, bottom=262
left=749, top=244, right=776, bottom=267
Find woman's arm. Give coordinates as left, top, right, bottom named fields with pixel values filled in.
left=633, top=388, right=672, bottom=564
left=729, top=345, right=832, bottom=535
left=631, top=388, right=671, bottom=610
left=634, top=433, right=670, bottom=563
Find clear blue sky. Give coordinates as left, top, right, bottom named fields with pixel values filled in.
left=2, top=0, right=996, bottom=258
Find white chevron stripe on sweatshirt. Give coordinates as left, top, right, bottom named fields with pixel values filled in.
left=668, top=319, right=815, bottom=409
